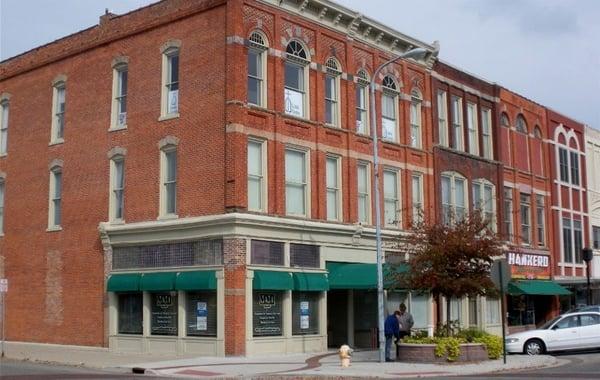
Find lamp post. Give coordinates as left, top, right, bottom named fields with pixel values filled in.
left=582, top=248, right=593, bottom=306
left=369, top=47, right=428, bottom=363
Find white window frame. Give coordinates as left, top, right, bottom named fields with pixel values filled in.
left=441, top=172, right=467, bottom=225
left=159, top=146, right=178, bottom=218
left=536, top=194, right=545, bottom=247
left=520, top=193, right=531, bottom=245
left=437, top=90, right=448, bottom=147
left=0, top=100, right=8, bottom=156
left=381, top=76, right=399, bottom=143
left=48, top=166, right=62, bottom=230
left=472, top=179, right=496, bottom=231
left=50, top=83, right=66, bottom=144
left=0, top=179, right=4, bottom=234
left=411, top=172, right=424, bottom=224
left=110, top=62, right=128, bottom=130
left=451, top=96, right=463, bottom=151
left=284, top=40, right=310, bottom=119
left=285, top=147, right=310, bottom=218
left=324, top=58, right=341, bottom=127
left=109, top=156, right=125, bottom=222
left=357, top=161, right=371, bottom=224
left=481, top=107, right=493, bottom=159
left=326, top=155, right=342, bottom=221
left=558, top=147, right=569, bottom=183
left=247, top=31, right=268, bottom=108
left=467, top=102, right=479, bottom=155
left=410, top=90, right=422, bottom=148
left=247, top=138, right=267, bottom=212
left=355, top=70, right=370, bottom=135
left=383, top=168, right=400, bottom=227
left=160, top=45, right=180, bottom=120
left=503, top=187, right=513, bottom=241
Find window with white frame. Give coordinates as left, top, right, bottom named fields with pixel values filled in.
left=161, top=46, right=179, bottom=117
left=285, top=148, right=308, bottom=217
left=574, top=219, right=583, bottom=263
left=326, top=155, right=341, bottom=221
left=109, top=156, right=125, bottom=221
left=472, top=179, right=495, bottom=230
left=160, top=147, right=177, bottom=217
left=481, top=108, right=493, bottom=159
left=284, top=41, right=309, bottom=118
left=0, top=180, right=4, bottom=234
left=437, top=90, right=448, bottom=147
left=412, top=173, right=423, bottom=224
left=570, top=151, right=579, bottom=186
left=536, top=194, right=545, bottom=246
left=559, top=148, right=569, bottom=182
left=48, top=166, right=62, bottom=229
left=111, top=63, right=128, bottom=128
left=468, top=297, right=478, bottom=327
left=355, top=70, right=369, bottom=135
left=592, top=226, right=600, bottom=250
left=451, top=96, right=463, bottom=151
left=325, top=58, right=340, bottom=126
left=410, top=90, right=422, bottom=148
left=520, top=193, right=531, bottom=245
left=466, top=102, right=479, bottom=155
left=563, top=218, right=573, bottom=263
left=51, top=83, right=66, bottom=142
left=0, top=100, right=8, bottom=155
left=247, top=138, right=266, bottom=212
left=381, top=76, right=398, bottom=142
left=503, top=187, right=513, bottom=241
left=485, top=298, right=500, bottom=325
left=383, top=169, right=399, bottom=226
left=247, top=31, right=268, bottom=107
left=357, top=162, right=370, bottom=224
left=441, top=172, right=466, bottom=225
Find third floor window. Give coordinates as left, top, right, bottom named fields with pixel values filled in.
left=247, top=31, right=268, bottom=107
left=284, top=41, right=309, bottom=119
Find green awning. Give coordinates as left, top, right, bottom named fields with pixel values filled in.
left=327, top=262, right=409, bottom=289
left=292, top=273, right=329, bottom=291
left=253, top=270, right=293, bottom=290
left=107, top=273, right=141, bottom=292
left=508, top=280, right=571, bottom=296
left=140, top=272, right=176, bottom=291
left=176, top=271, right=217, bottom=290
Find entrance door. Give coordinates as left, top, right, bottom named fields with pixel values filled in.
left=327, top=290, right=348, bottom=348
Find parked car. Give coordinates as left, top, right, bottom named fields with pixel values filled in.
left=505, top=312, right=600, bottom=355
left=567, top=305, right=600, bottom=313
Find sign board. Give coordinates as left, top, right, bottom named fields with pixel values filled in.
left=0, top=279, right=7, bottom=293
left=491, top=259, right=511, bottom=292
left=150, top=293, right=178, bottom=335
left=284, top=89, right=304, bottom=117
left=506, top=251, right=550, bottom=280
left=196, top=302, right=207, bottom=331
left=300, top=301, right=310, bottom=330
left=253, top=292, right=282, bottom=336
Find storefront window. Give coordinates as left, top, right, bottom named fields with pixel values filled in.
left=486, top=298, right=500, bottom=325
left=449, top=297, right=461, bottom=323
left=410, top=294, right=430, bottom=330
left=118, top=293, right=142, bottom=334
left=253, top=291, right=283, bottom=337
left=151, top=292, right=178, bottom=336
left=186, top=291, right=217, bottom=337
left=292, top=291, right=319, bottom=335
left=468, top=297, right=478, bottom=327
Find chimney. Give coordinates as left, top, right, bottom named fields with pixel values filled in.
left=99, top=8, right=117, bottom=26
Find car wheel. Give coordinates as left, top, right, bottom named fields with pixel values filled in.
left=524, top=339, right=545, bottom=355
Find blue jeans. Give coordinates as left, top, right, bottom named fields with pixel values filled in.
left=385, top=334, right=394, bottom=360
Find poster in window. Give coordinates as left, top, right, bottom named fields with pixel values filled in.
left=300, top=301, right=309, bottom=330
left=151, top=292, right=178, bottom=336
left=196, top=301, right=208, bottom=331
left=284, top=89, right=303, bottom=117
left=168, top=90, right=179, bottom=114
left=253, top=292, right=282, bottom=336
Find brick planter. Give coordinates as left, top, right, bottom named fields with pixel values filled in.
left=396, top=343, right=489, bottom=363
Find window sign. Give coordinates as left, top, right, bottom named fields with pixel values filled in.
left=253, top=292, right=282, bottom=336
left=168, top=90, right=179, bottom=114
left=196, top=302, right=207, bottom=331
left=300, top=301, right=310, bottom=330
left=284, top=88, right=303, bottom=117
left=151, top=292, right=178, bottom=336
left=382, top=118, right=396, bottom=141
left=186, top=291, right=217, bottom=336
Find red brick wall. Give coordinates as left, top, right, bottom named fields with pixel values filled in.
left=223, top=238, right=247, bottom=356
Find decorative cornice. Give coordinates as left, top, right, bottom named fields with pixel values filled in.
left=107, top=146, right=127, bottom=159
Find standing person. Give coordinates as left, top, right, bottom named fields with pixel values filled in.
left=398, top=303, right=414, bottom=340
left=384, top=310, right=400, bottom=362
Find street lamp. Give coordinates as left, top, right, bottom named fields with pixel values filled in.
left=582, top=247, right=593, bottom=306
left=370, top=46, right=428, bottom=363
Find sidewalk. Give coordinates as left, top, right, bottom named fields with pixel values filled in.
left=4, top=341, right=562, bottom=379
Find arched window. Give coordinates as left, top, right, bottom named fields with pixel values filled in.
left=472, top=179, right=496, bottom=231
left=381, top=75, right=399, bottom=142
left=440, top=171, right=467, bottom=225
left=247, top=30, right=268, bottom=107
left=324, top=57, right=341, bottom=126
left=160, top=40, right=181, bottom=118
left=0, top=96, right=9, bottom=155
left=108, top=147, right=127, bottom=222
left=516, top=114, right=528, bottom=133
left=355, top=69, right=370, bottom=135
left=500, top=113, right=510, bottom=127
left=534, top=126, right=542, bottom=139
left=48, top=161, right=63, bottom=229
left=284, top=40, right=310, bottom=118
left=410, top=89, right=422, bottom=148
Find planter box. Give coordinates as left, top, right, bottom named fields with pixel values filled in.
left=396, top=343, right=488, bottom=363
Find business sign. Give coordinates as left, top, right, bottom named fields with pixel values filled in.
left=151, top=293, right=178, bottom=335
left=253, top=292, right=282, bottom=336
left=196, top=302, right=208, bottom=331
left=300, top=301, right=310, bottom=330
left=506, top=251, right=551, bottom=280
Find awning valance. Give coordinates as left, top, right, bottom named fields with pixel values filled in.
left=508, top=280, right=571, bottom=296
left=107, top=273, right=141, bottom=292
left=292, top=272, right=329, bottom=291
left=176, top=271, right=217, bottom=290
left=140, top=272, right=176, bottom=291
left=326, top=262, right=410, bottom=289
left=253, top=270, right=293, bottom=290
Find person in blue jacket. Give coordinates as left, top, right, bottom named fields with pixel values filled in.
left=384, top=310, right=400, bottom=362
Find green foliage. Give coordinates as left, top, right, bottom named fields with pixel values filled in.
left=456, top=327, right=487, bottom=342
left=434, top=320, right=461, bottom=337
left=473, top=334, right=503, bottom=359
left=405, top=328, right=504, bottom=360
left=403, top=336, right=464, bottom=362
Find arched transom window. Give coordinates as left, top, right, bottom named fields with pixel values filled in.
left=284, top=40, right=309, bottom=118
left=247, top=31, right=268, bottom=107
left=355, top=69, right=370, bottom=135
left=381, top=75, right=399, bottom=142
left=324, top=57, right=341, bottom=126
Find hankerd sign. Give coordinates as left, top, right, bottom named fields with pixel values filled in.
left=506, top=251, right=551, bottom=280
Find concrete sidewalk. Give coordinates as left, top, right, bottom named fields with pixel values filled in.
left=4, top=341, right=562, bottom=378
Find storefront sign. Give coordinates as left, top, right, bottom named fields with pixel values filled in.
left=506, top=251, right=550, bottom=280
left=300, top=301, right=309, bottom=330
left=253, top=292, right=282, bottom=336
left=151, top=293, right=178, bottom=335
left=196, top=302, right=207, bottom=331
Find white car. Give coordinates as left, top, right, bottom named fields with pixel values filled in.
left=505, top=312, right=600, bottom=355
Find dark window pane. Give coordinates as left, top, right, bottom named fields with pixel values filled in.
left=285, top=63, right=302, bottom=91
left=186, top=291, right=217, bottom=337
left=248, top=51, right=260, bottom=77
left=290, top=244, right=319, bottom=268
left=251, top=240, right=284, bottom=265
left=253, top=291, right=282, bottom=336
left=151, top=292, right=178, bottom=336
left=169, top=55, right=179, bottom=83
left=118, top=293, right=143, bottom=334
left=292, top=291, right=320, bottom=335
left=248, top=77, right=260, bottom=105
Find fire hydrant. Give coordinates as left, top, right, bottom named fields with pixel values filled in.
left=338, top=344, right=353, bottom=367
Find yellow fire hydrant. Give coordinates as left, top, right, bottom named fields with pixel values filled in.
left=338, top=344, right=353, bottom=367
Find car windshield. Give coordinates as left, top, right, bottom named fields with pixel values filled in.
left=539, top=316, right=561, bottom=330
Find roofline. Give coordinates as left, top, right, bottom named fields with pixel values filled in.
left=435, top=59, right=497, bottom=87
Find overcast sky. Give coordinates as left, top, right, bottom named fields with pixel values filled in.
left=1, top=0, right=599, bottom=127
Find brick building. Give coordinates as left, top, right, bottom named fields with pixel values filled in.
left=0, top=0, right=590, bottom=357
left=585, top=126, right=600, bottom=303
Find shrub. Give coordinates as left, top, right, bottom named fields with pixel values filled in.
left=404, top=328, right=504, bottom=361
left=456, top=328, right=486, bottom=342
left=403, top=336, right=465, bottom=362
left=473, top=334, right=503, bottom=359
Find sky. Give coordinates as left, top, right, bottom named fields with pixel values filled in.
left=1, top=0, right=599, bottom=128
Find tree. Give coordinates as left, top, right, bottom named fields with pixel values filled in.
left=387, top=211, right=503, bottom=336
